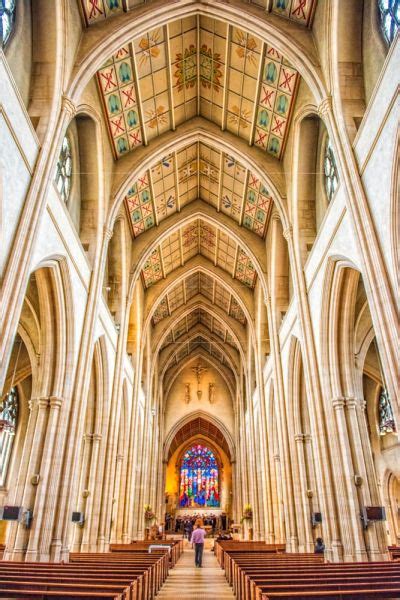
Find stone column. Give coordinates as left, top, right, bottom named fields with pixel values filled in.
left=345, top=397, right=389, bottom=560
left=294, top=434, right=314, bottom=552
left=332, top=397, right=367, bottom=560
left=80, top=433, right=102, bottom=551
left=284, top=224, right=343, bottom=560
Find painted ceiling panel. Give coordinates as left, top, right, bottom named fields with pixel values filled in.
left=125, top=141, right=272, bottom=240
left=142, top=218, right=258, bottom=292
left=97, top=17, right=301, bottom=160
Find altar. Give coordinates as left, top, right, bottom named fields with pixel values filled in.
left=174, top=508, right=224, bottom=518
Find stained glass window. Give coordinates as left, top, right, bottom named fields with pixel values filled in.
left=179, top=444, right=220, bottom=508
left=323, top=139, right=339, bottom=202
left=378, top=388, right=397, bottom=435
left=0, top=0, right=15, bottom=48
left=55, top=135, right=73, bottom=203
left=378, top=0, right=400, bottom=45
left=0, top=387, right=18, bottom=486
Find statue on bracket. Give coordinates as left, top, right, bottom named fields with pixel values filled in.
left=209, top=382, right=216, bottom=404
left=191, top=361, right=207, bottom=401
left=184, top=383, right=191, bottom=404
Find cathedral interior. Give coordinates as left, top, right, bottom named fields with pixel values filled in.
left=0, top=0, right=399, bottom=596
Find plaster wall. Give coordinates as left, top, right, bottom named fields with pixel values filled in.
left=164, top=364, right=234, bottom=440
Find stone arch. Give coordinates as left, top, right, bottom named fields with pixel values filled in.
left=110, top=123, right=288, bottom=229
left=152, top=299, right=245, bottom=361
left=143, top=256, right=255, bottom=329
left=160, top=326, right=239, bottom=387
left=68, top=4, right=325, bottom=105
left=163, top=411, right=236, bottom=464
left=128, top=201, right=270, bottom=302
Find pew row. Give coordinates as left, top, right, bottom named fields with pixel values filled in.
left=215, top=542, right=400, bottom=600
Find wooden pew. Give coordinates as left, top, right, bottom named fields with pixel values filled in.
left=0, top=549, right=169, bottom=600
left=216, top=545, right=400, bottom=600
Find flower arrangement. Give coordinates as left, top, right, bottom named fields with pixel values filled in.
left=241, top=504, right=253, bottom=522
left=144, top=504, right=156, bottom=522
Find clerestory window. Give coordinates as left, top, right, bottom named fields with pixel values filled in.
left=0, top=0, right=16, bottom=48
left=0, top=387, right=18, bottom=486
left=55, top=135, right=73, bottom=203
left=378, top=0, right=400, bottom=45
left=323, top=139, right=339, bottom=203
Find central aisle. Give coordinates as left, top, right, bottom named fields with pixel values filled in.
left=157, top=543, right=235, bottom=599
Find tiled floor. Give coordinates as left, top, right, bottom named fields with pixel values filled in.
left=157, top=544, right=235, bottom=599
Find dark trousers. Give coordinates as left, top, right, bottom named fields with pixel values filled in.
left=194, top=542, right=204, bottom=566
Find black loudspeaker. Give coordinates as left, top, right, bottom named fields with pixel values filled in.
left=0, top=506, right=23, bottom=521
left=311, top=512, right=322, bottom=527
left=72, top=511, right=84, bottom=523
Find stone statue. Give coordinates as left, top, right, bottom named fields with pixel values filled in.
left=184, top=383, right=191, bottom=404
left=209, top=382, right=216, bottom=404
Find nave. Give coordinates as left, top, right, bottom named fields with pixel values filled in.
left=0, top=0, right=399, bottom=593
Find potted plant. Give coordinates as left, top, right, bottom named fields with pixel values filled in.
left=144, top=504, right=156, bottom=524
left=241, top=504, right=253, bottom=540
left=241, top=504, right=253, bottom=522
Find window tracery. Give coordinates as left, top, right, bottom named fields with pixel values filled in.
left=0, top=387, right=18, bottom=486
left=323, top=139, right=339, bottom=202
left=0, top=0, right=16, bottom=48
left=179, top=444, right=220, bottom=508
left=378, top=0, right=400, bottom=45
left=55, top=135, right=73, bottom=203
left=378, top=388, right=396, bottom=435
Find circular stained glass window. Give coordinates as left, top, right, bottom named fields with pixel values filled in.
left=0, top=0, right=16, bottom=48
left=378, top=0, right=400, bottom=45
left=323, top=139, right=339, bottom=202
left=55, top=135, right=73, bottom=203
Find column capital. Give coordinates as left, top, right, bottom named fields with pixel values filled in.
left=273, top=453, right=280, bottom=462
left=344, top=397, right=358, bottom=410
left=294, top=433, right=305, bottom=443
left=332, top=396, right=345, bottom=410
left=49, top=395, right=63, bottom=409
left=317, top=96, right=333, bottom=118
left=92, top=433, right=102, bottom=442
left=116, top=454, right=124, bottom=462
left=104, top=226, right=114, bottom=241
left=62, top=95, right=77, bottom=118
left=283, top=225, right=293, bottom=241
left=270, top=212, right=281, bottom=224
left=83, top=433, right=93, bottom=442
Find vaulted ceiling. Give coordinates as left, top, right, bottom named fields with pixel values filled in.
left=80, top=0, right=317, bottom=393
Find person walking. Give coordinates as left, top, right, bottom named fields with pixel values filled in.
left=190, top=523, right=206, bottom=568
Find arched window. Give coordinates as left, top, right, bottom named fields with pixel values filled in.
left=55, top=135, right=73, bottom=203
left=0, top=0, right=16, bottom=48
left=378, top=0, right=400, bottom=45
left=0, top=387, right=18, bottom=486
left=323, top=138, right=339, bottom=202
left=378, top=388, right=396, bottom=435
left=179, top=443, right=220, bottom=508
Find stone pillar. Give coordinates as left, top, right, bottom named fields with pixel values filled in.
left=294, top=434, right=314, bottom=552
left=332, top=397, right=367, bottom=560
left=284, top=224, right=343, bottom=561
left=345, top=398, right=389, bottom=561
left=80, top=433, right=102, bottom=551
